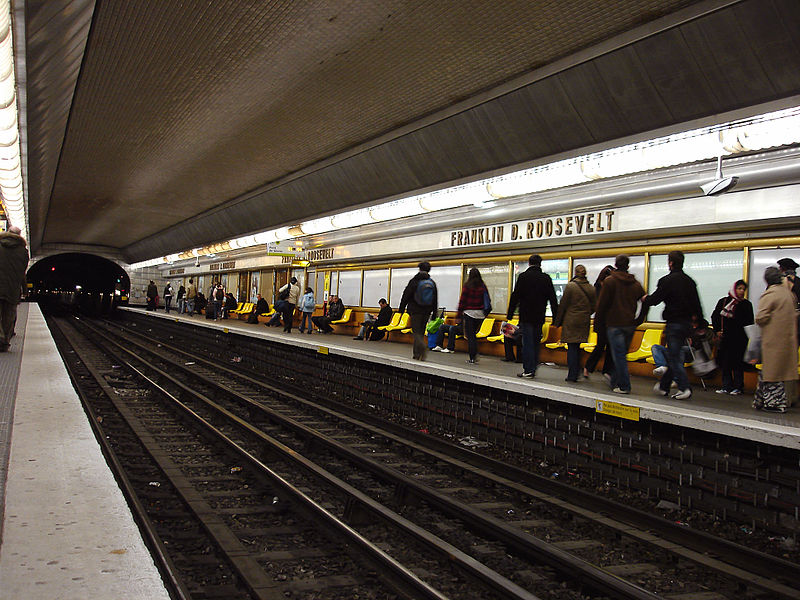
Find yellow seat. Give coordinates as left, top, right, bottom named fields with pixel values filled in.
left=457, top=317, right=496, bottom=339
left=383, top=312, right=410, bottom=340
left=233, top=302, right=253, bottom=315
left=580, top=331, right=598, bottom=352
left=400, top=328, right=412, bottom=334
left=626, top=328, right=662, bottom=361
left=377, top=312, right=402, bottom=331
left=330, top=308, right=352, bottom=325
left=544, top=322, right=566, bottom=349
left=229, top=302, right=244, bottom=314
left=260, top=308, right=275, bottom=317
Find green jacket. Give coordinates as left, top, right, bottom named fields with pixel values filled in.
left=0, top=231, right=28, bottom=303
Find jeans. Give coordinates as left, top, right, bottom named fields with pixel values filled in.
left=438, top=323, right=462, bottom=350
left=660, top=320, right=691, bottom=392
left=520, top=322, right=543, bottom=376
left=651, top=344, right=690, bottom=369
left=463, top=315, right=481, bottom=360
left=356, top=317, right=376, bottom=338
left=300, top=312, right=313, bottom=332
left=607, top=325, right=636, bottom=391
left=504, top=336, right=522, bottom=361
left=177, top=298, right=185, bottom=314
left=283, top=303, right=295, bottom=332
left=164, top=297, right=172, bottom=313
left=585, top=327, right=613, bottom=375
left=566, top=342, right=580, bottom=381
left=185, top=298, right=195, bottom=315
left=410, top=312, right=429, bottom=359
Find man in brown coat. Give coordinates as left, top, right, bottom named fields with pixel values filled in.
left=0, top=226, right=29, bottom=351
left=594, top=255, right=645, bottom=394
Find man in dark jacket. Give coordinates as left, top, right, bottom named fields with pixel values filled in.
left=641, top=250, right=702, bottom=400
left=0, top=226, right=28, bottom=351
left=146, top=280, right=158, bottom=311
left=354, top=298, right=393, bottom=340
left=399, top=261, right=438, bottom=361
left=595, top=255, right=645, bottom=394
left=506, top=254, right=558, bottom=378
left=312, top=295, right=345, bottom=333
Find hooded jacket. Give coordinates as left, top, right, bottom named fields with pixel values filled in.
left=0, top=231, right=28, bottom=302
left=595, top=270, right=645, bottom=328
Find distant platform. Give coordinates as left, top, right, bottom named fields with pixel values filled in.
left=123, top=306, right=800, bottom=450
left=0, top=304, right=170, bottom=600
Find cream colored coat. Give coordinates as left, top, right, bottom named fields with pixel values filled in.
left=755, top=284, right=799, bottom=382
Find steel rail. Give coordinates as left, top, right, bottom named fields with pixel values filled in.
left=103, top=318, right=666, bottom=600
left=77, top=316, right=538, bottom=600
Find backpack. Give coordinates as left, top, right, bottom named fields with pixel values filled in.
left=414, top=278, right=435, bottom=306
left=278, top=285, right=290, bottom=301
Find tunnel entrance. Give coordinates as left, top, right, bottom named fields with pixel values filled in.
left=27, top=253, right=130, bottom=312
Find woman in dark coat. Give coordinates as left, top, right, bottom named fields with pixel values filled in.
left=554, top=264, right=596, bottom=382
left=456, top=268, right=491, bottom=364
left=583, top=265, right=614, bottom=380
left=711, top=279, right=754, bottom=395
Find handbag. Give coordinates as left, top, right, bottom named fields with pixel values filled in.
left=482, top=289, right=492, bottom=315
left=426, top=317, right=444, bottom=334
left=743, top=324, right=761, bottom=363
left=501, top=321, right=519, bottom=339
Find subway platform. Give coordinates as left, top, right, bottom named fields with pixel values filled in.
left=125, top=306, right=800, bottom=451
left=0, top=303, right=170, bottom=600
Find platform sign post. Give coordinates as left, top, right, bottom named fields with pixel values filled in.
left=595, top=400, right=640, bottom=421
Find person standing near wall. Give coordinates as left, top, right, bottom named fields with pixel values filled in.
left=0, top=226, right=28, bottom=352
left=185, top=278, right=197, bottom=316
left=399, top=261, right=438, bottom=361
left=163, top=282, right=173, bottom=313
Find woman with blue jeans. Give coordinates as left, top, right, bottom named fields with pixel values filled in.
left=298, top=287, right=315, bottom=333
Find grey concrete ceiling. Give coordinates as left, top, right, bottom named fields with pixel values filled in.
left=19, top=0, right=800, bottom=263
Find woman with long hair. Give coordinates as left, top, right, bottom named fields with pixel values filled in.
left=456, top=268, right=491, bottom=364
left=583, top=265, right=615, bottom=379
left=711, top=279, right=753, bottom=395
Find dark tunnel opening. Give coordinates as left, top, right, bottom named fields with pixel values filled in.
left=27, top=253, right=130, bottom=313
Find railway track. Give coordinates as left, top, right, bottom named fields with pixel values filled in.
left=54, top=312, right=800, bottom=599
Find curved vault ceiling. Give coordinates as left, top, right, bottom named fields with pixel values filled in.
left=18, top=0, right=800, bottom=263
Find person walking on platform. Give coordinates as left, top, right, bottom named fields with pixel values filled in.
left=185, top=278, right=197, bottom=315
left=298, top=287, right=315, bottom=333
left=176, top=284, right=186, bottom=314
left=594, top=255, right=645, bottom=394
left=553, top=264, right=596, bottom=382
left=711, top=279, right=754, bottom=395
left=399, top=261, right=438, bottom=361
left=583, top=265, right=615, bottom=380
left=456, top=268, right=491, bottom=364
left=0, top=226, right=28, bottom=352
left=163, top=282, right=173, bottom=313
left=146, top=280, right=158, bottom=311
left=641, top=250, right=703, bottom=401
left=507, top=254, right=558, bottom=379
left=278, top=277, right=300, bottom=333
left=753, top=267, right=799, bottom=412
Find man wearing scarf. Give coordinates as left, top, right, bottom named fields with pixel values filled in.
left=711, top=280, right=754, bottom=395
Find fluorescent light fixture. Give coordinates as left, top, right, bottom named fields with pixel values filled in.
left=0, top=0, right=25, bottom=242
left=135, top=106, right=800, bottom=270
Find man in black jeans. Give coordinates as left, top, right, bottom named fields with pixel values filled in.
left=399, top=261, right=438, bottom=361
left=354, top=298, right=393, bottom=340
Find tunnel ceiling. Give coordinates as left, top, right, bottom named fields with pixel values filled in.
left=20, top=0, right=800, bottom=263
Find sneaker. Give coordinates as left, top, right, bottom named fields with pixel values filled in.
left=729, top=389, right=742, bottom=395
left=715, top=388, right=730, bottom=394
left=466, top=358, right=477, bottom=364
left=353, top=336, right=364, bottom=340
left=441, top=348, right=454, bottom=353
left=501, top=357, right=515, bottom=362
left=653, top=366, right=668, bottom=377
left=612, top=387, right=630, bottom=394
left=517, top=372, right=534, bottom=378
left=671, top=388, right=692, bottom=400
left=653, top=382, right=668, bottom=396
left=432, top=346, right=443, bottom=352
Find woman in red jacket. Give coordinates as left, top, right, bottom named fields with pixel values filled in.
left=457, top=268, right=491, bottom=364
